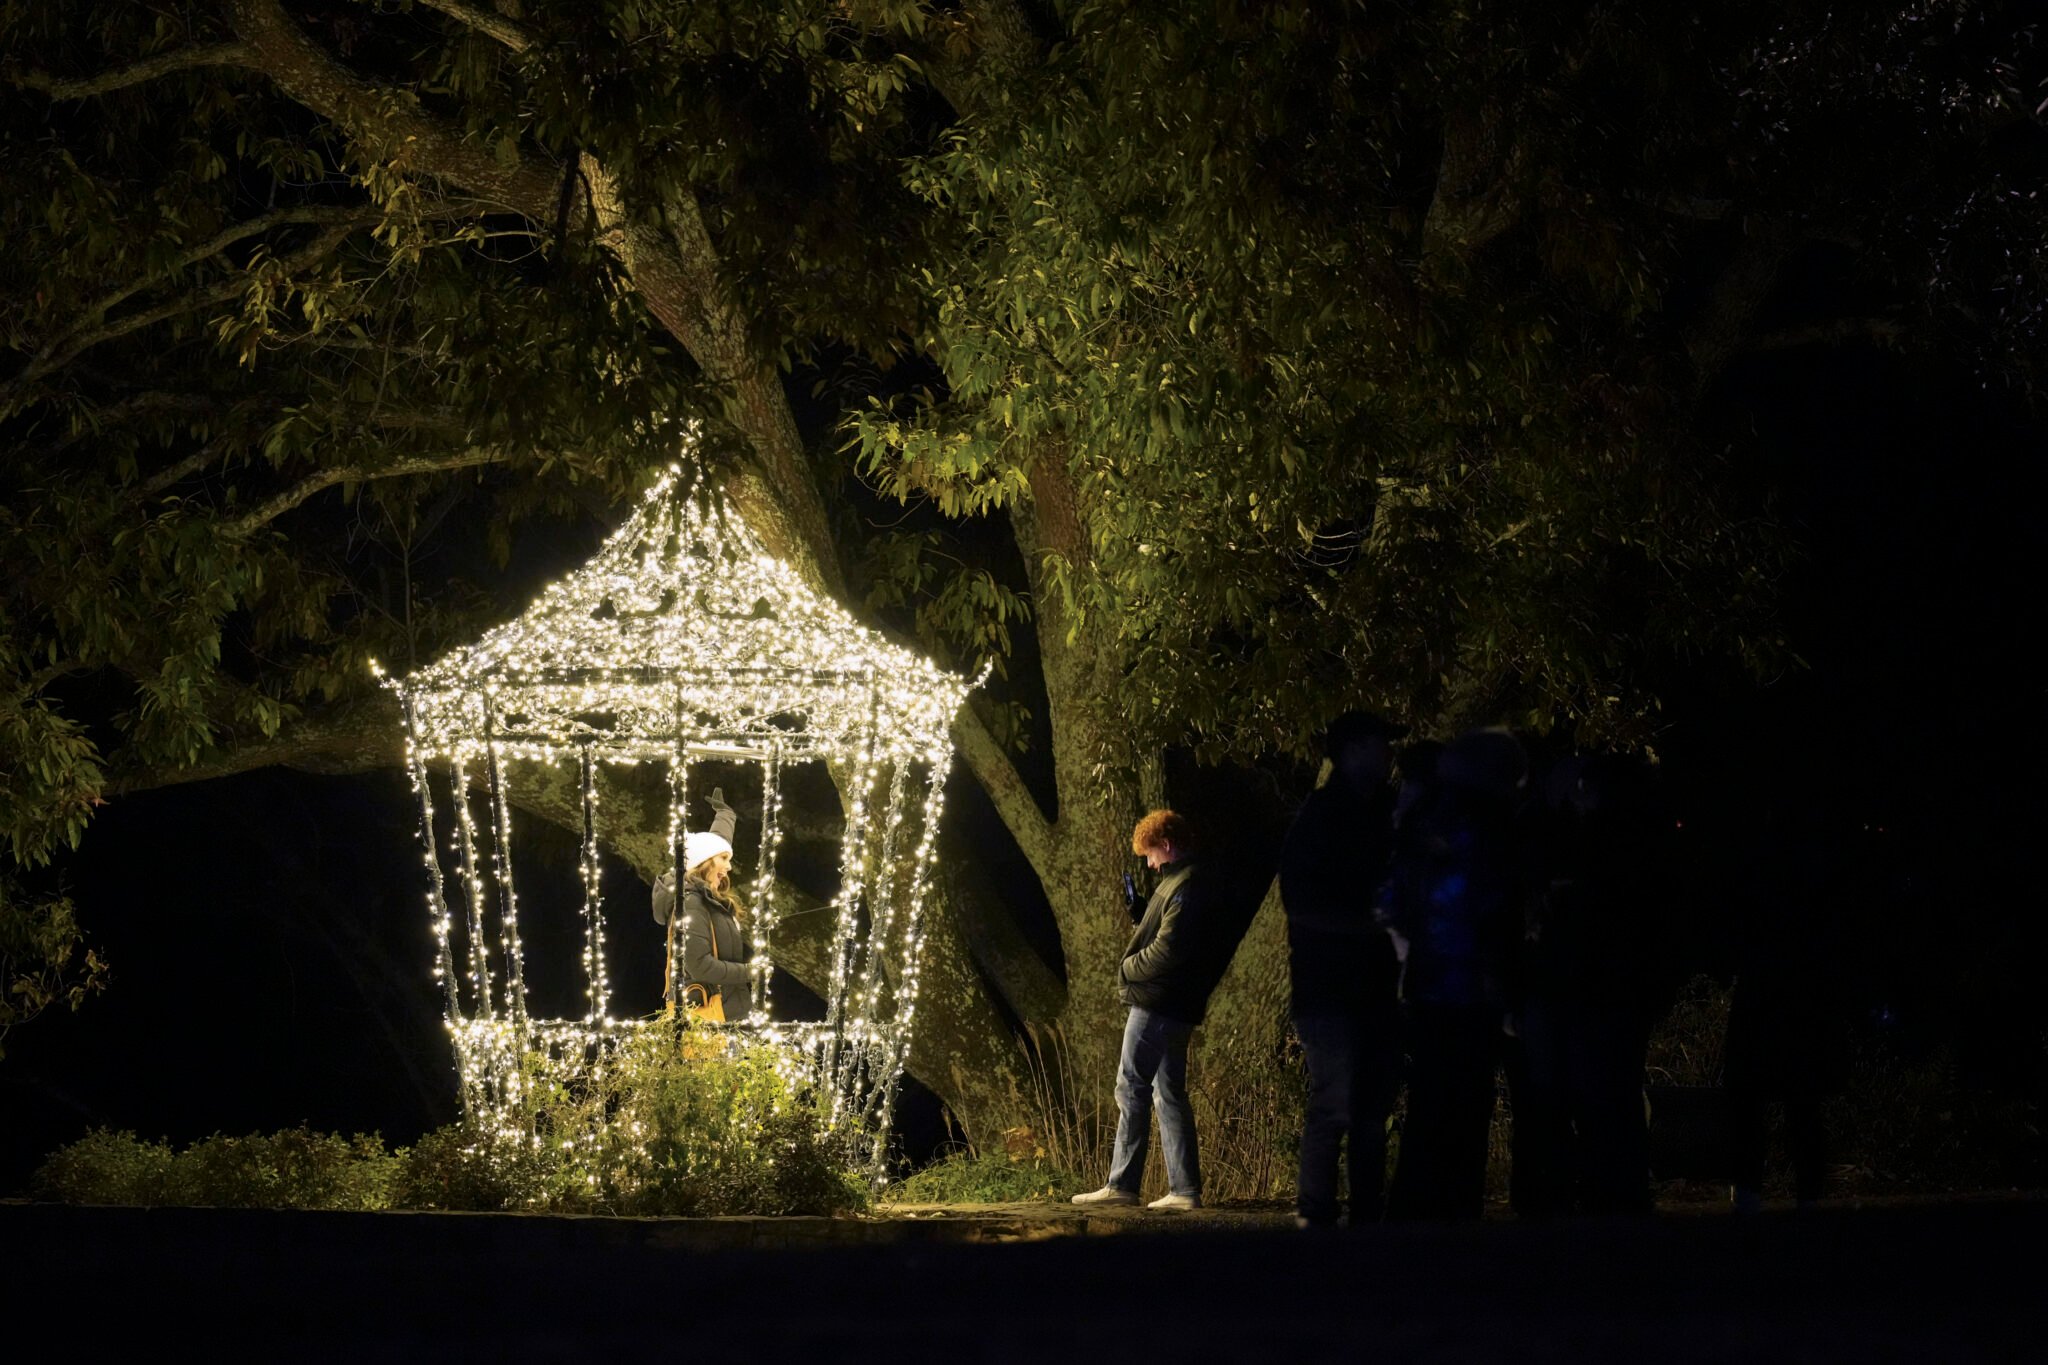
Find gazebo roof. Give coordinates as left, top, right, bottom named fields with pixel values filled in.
left=389, top=467, right=969, bottom=762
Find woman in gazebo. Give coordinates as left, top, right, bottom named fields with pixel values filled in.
left=652, top=787, right=755, bottom=1022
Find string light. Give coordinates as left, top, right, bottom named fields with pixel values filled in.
left=377, top=459, right=972, bottom=1170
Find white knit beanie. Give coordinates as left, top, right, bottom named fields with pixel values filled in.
left=684, top=831, right=734, bottom=873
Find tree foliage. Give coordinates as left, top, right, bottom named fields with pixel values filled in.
left=853, top=0, right=2045, bottom=761
left=0, top=884, right=106, bottom=1059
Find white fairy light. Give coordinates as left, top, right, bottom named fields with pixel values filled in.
left=386, top=457, right=971, bottom=1171
left=448, top=752, right=497, bottom=1020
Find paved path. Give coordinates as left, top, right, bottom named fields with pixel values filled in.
left=6, top=1197, right=2040, bottom=1361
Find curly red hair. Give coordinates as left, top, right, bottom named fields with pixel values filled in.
left=1131, top=808, right=1194, bottom=856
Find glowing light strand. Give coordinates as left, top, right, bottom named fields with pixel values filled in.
left=578, top=745, right=610, bottom=1024
left=449, top=753, right=496, bottom=1020
left=821, top=701, right=883, bottom=1117
left=402, top=697, right=462, bottom=1023
left=851, top=761, right=912, bottom=1028
left=751, top=743, right=785, bottom=1017
left=482, top=705, right=529, bottom=1029
left=667, top=728, right=691, bottom=1015
left=864, top=759, right=953, bottom=1175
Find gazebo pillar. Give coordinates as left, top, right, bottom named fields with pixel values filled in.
left=481, top=702, right=528, bottom=1030
left=449, top=751, right=496, bottom=1021
left=402, top=697, right=461, bottom=1025
left=578, top=745, right=609, bottom=1024
left=664, top=733, right=691, bottom=1013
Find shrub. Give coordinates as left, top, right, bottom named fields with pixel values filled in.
left=175, top=1128, right=403, bottom=1210
left=33, top=1034, right=871, bottom=1217
left=570, top=1030, right=868, bottom=1217
left=393, top=1124, right=560, bottom=1213
left=30, top=1129, right=177, bottom=1205
left=884, top=1142, right=1089, bottom=1204
left=32, top=1127, right=401, bottom=1209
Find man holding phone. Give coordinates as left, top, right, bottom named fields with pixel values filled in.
left=1073, top=809, right=1236, bottom=1212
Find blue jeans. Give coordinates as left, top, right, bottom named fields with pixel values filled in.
left=1106, top=1007, right=1200, bottom=1196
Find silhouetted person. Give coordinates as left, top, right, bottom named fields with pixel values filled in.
left=1394, top=739, right=1444, bottom=829
left=1074, top=810, right=1239, bottom=1212
left=1518, top=754, right=1678, bottom=1215
left=1723, top=801, right=1849, bottom=1212
left=1280, top=710, right=1407, bottom=1228
left=1378, top=728, right=1528, bottom=1221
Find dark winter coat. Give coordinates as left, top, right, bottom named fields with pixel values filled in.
left=1119, top=858, right=1236, bottom=1024
left=1523, top=768, right=1680, bottom=1022
left=1279, top=781, right=1401, bottom=1018
left=1375, top=784, right=1524, bottom=1011
left=653, top=873, right=754, bottom=1020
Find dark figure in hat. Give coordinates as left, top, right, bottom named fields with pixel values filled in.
left=1280, top=710, right=1407, bottom=1228
left=1377, top=727, right=1530, bottom=1221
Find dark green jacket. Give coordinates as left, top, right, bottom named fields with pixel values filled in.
left=1119, top=859, right=1235, bottom=1024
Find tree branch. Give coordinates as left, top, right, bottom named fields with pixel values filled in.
left=1682, top=218, right=1804, bottom=400
left=1749, top=317, right=1905, bottom=352
left=1422, top=106, right=1530, bottom=267
left=952, top=702, right=1055, bottom=883
left=31, top=392, right=221, bottom=460
left=909, top=0, right=1044, bottom=117
left=137, top=433, right=237, bottom=499
left=6, top=42, right=261, bottom=99
left=123, top=403, right=465, bottom=504
left=414, top=0, right=537, bottom=53
left=103, top=699, right=403, bottom=797
left=223, top=445, right=510, bottom=535
left=90, top=205, right=373, bottom=326
left=223, top=0, right=560, bottom=220
left=3, top=218, right=368, bottom=407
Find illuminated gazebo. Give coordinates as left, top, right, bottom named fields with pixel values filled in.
left=380, top=465, right=971, bottom=1157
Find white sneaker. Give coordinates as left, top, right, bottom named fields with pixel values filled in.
left=1148, top=1192, right=1201, bottom=1211
left=1071, top=1185, right=1139, bottom=1206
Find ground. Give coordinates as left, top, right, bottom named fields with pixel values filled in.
left=5, top=1194, right=2040, bottom=1361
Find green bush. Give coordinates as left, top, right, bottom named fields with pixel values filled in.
left=391, top=1124, right=561, bottom=1213
left=32, top=1126, right=401, bottom=1209
left=33, top=1034, right=871, bottom=1217
left=565, top=1030, right=868, bottom=1217
left=884, top=1147, right=1088, bottom=1204
left=30, top=1129, right=178, bottom=1205
left=180, top=1128, right=402, bottom=1210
